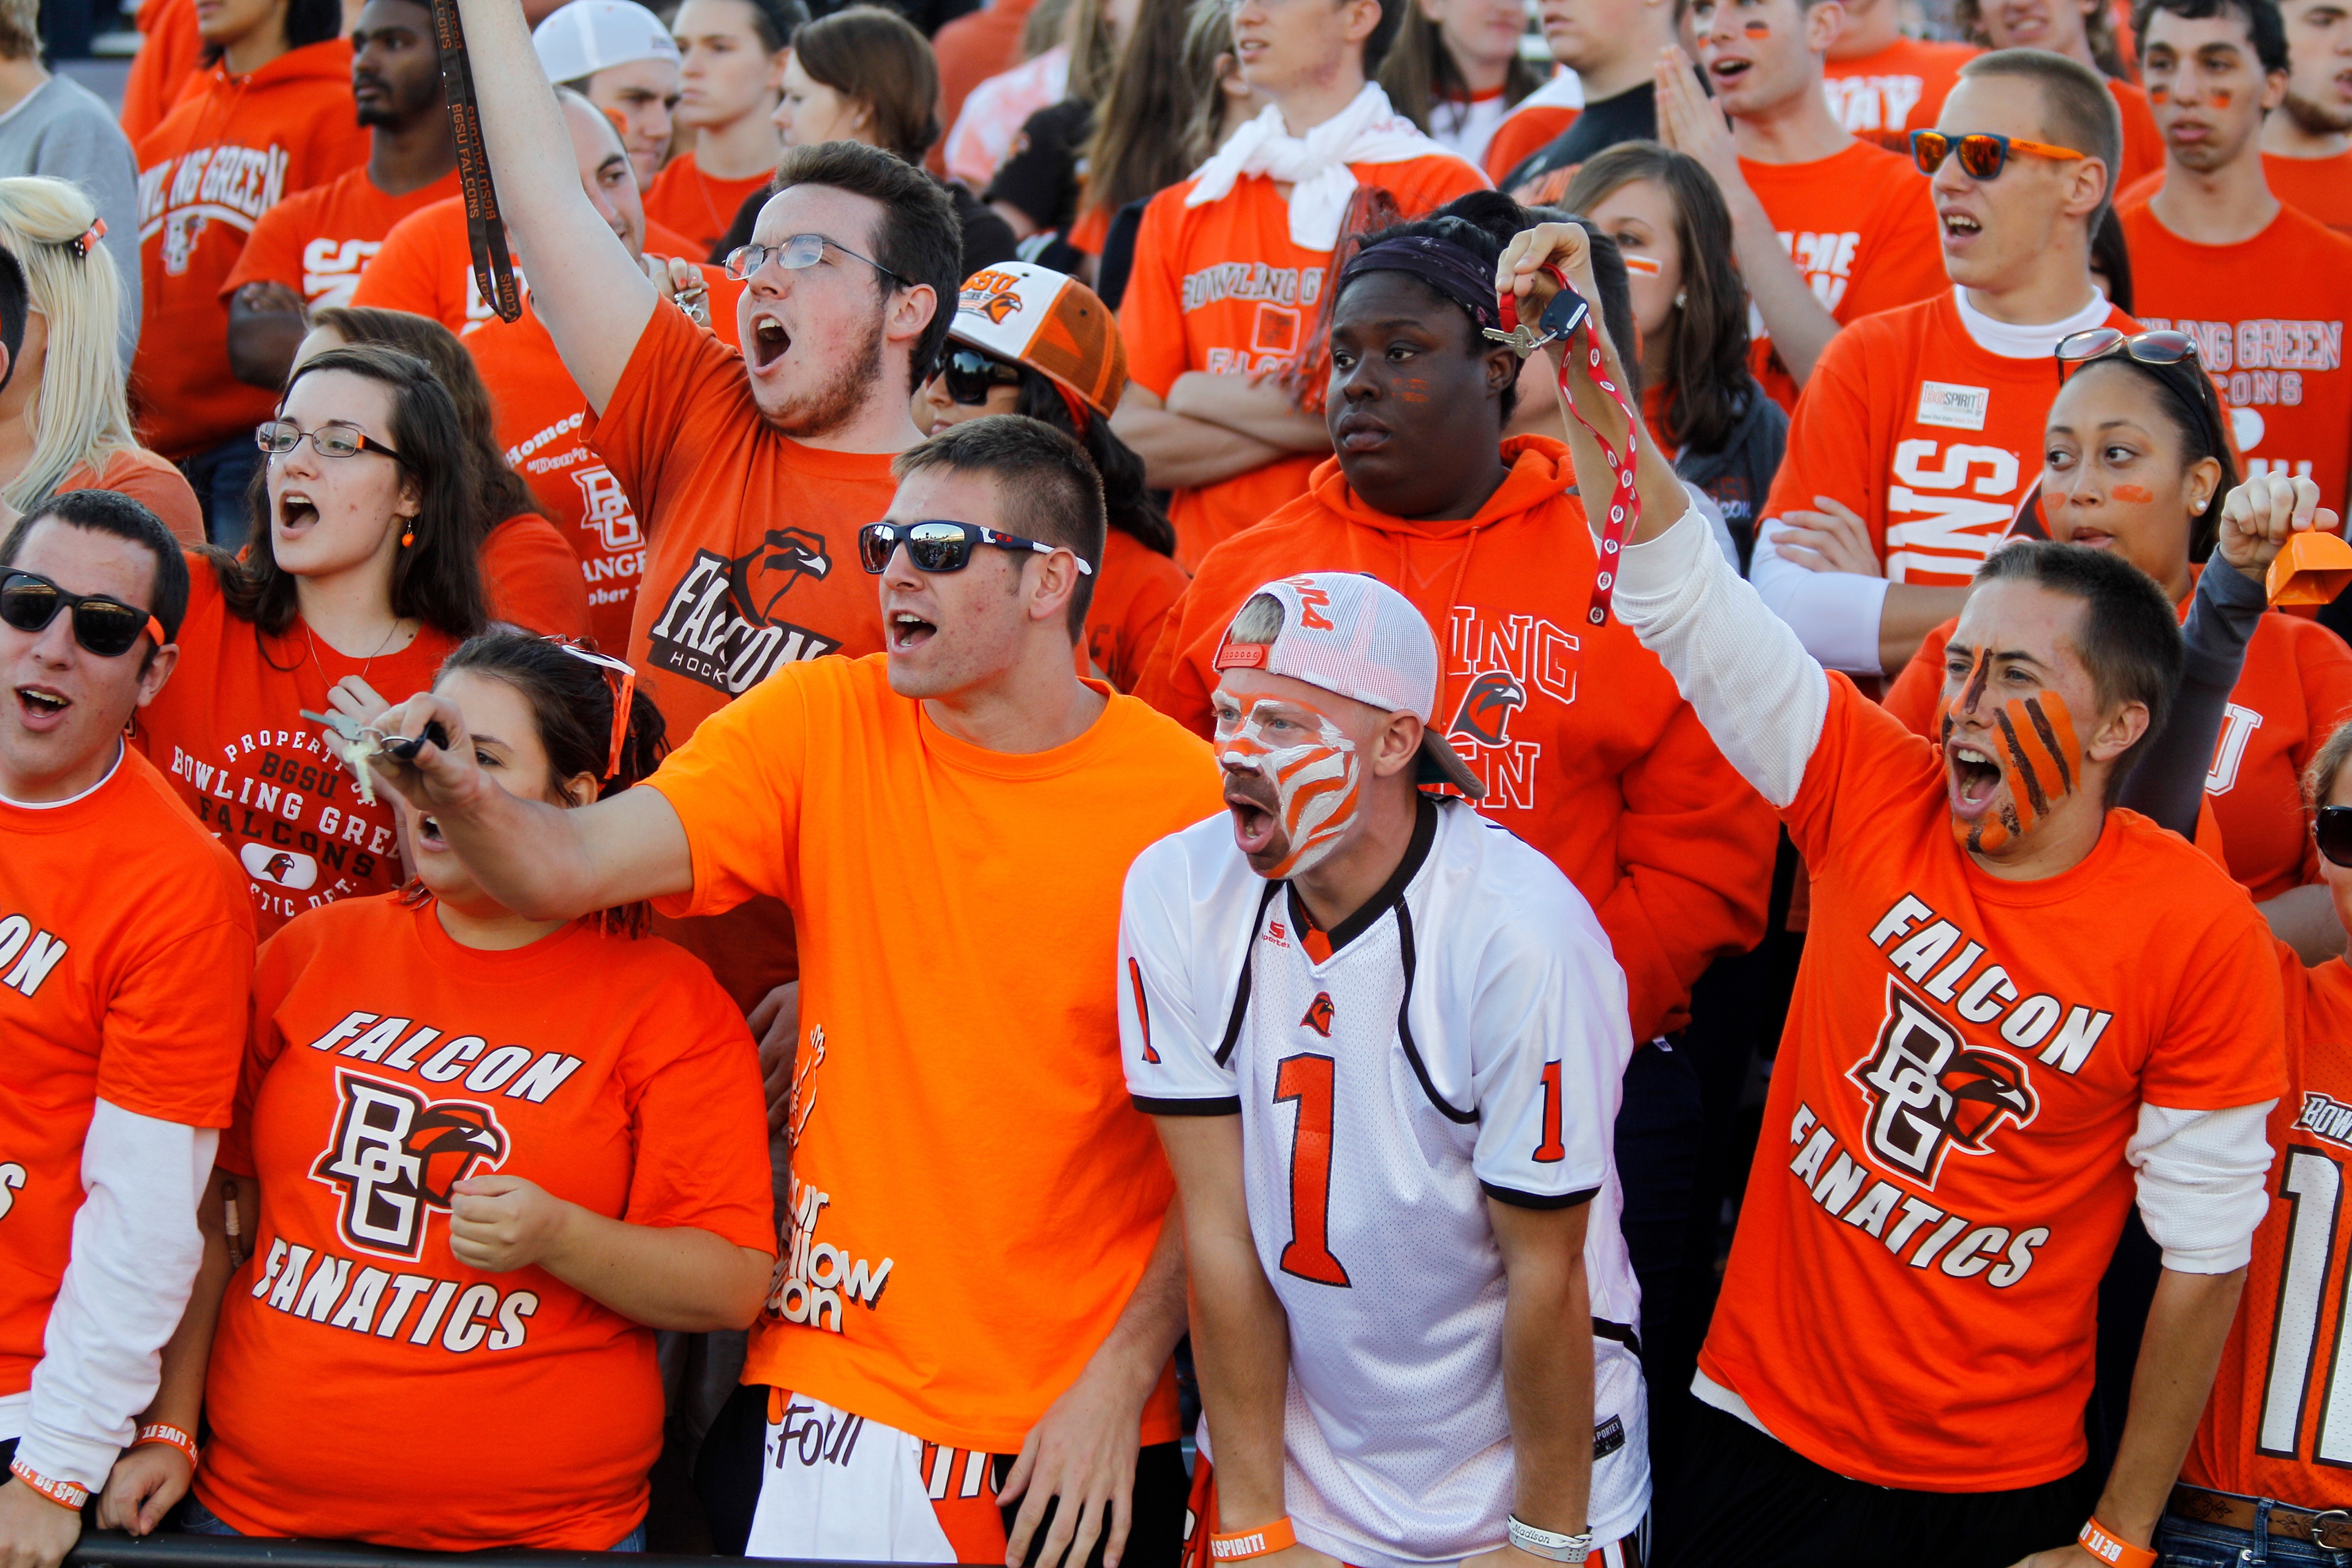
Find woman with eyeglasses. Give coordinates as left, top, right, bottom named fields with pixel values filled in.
left=915, top=262, right=1186, bottom=691
left=130, top=344, right=488, bottom=939
left=95, top=630, right=775, bottom=1554
left=1885, top=328, right=2352, bottom=961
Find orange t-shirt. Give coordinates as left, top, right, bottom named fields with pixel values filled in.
left=1084, top=527, right=1188, bottom=692
left=132, top=41, right=371, bottom=459
left=1117, top=155, right=1491, bottom=568
left=644, top=653, right=1223, bottom=1450
left=1823, top=37, right=1980, bottom=147
left=58, top=446, right=205, bottom=545
left=1887, top=602, right=2352, bottom=899
left=470, top=304, right=646, bottom=656
left=2112, top=79, right=2165, bottom=194
left=195, top=895, right=772, bottom=1549
left=1741, top=141, right=1950, bottom=411
left=119, top=0, right=203, bottom=148
left=1698, top=673, right=2286, bottom=1490
left=2122, top=200, right=2352, bottom=518
left=0, top=746, right=252, bottom=1400
left=2264, top=149, right=2352, bottom=235
left=1483, top=106, right=1579, bottom=187
left=2184, top=943, right=2352, bottom=1502
left=1133, top=438, right=1777, bottom=1042
left=222, top=162, right=464, bottom=311
left=1763, top=290, right=2139, bottom=586
left=130, top=559, right=462, bottom=940
left=352, top=196, right=742, bottom=345
left=481, top=511, right=593, bottom=640
left=642, top=152, right=773, bottom=260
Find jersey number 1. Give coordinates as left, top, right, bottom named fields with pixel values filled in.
left=2258, top=1145, right=2352, bottom=1462
left=1275, top=1054, right=1351, bottom=1287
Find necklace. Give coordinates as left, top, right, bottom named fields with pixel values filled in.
left=302, top=614, right=408, bottom=688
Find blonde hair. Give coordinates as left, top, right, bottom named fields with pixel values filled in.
left=0, top=178, right=140, bottom=513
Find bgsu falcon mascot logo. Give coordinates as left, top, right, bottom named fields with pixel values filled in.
left=728, top=529, right=832, bottom=624
left=312, top=1071, right=509, bottom=1259
left=1849, top=978, right=2037, bottom=1188
left=1450, top=671, right=1529, bottom=747
left=1300, top=993, right=1335, bottom=1038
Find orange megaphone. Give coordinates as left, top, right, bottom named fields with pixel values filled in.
left=2267, top=529, right=2352, bottom=605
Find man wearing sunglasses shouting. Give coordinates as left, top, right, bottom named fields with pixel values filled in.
left=367, top=415, right=1224, bottom=1568
left=1752, top=48, right=2139, bottom=679
left=0, top=491, right=252, bottom=1568
left=2120, top=0, right=2352, bottom=538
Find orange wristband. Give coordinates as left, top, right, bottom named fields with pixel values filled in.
left=1209, top=1517, right=1297, bottom=1561
left=6, top=1458, right=86, bottom=1511
left=2078, top=1518, right=2155, bottom=1568
left=133, top=1423, right=200, bottom=1469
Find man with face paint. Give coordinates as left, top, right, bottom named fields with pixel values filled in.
left=2120, top=0, right=2352, bottom=526
left=1501, top=219, right=2289, bottom=1567
left=1121, top=571, right=1648, bottom=1568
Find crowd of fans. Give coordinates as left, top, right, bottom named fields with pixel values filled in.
left=2, top=0, right=2352, bottom=1560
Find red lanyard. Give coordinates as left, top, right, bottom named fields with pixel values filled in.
left=1495, top=268, right=1641, bottom=627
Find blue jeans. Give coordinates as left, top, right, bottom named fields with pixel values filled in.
left=178, top=437, right=262, bottom=548
left=2158, top=1504, right=2352, bottom=1567
left=180, top=1494, right=647, bottom=1552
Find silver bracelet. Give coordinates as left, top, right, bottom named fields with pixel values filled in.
left=1507, top=1516, right=1594, bottom=1563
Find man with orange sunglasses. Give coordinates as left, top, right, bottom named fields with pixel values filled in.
left=1750, top=48, right=2139, bottom=679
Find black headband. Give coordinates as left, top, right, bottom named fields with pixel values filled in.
left=1337, top=236, right=1501, bottom=334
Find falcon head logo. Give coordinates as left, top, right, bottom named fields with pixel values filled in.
left=1300, top=992, right=1335, bottom=1037
left=1939, top=1048, right=2036, bottom=1151
left=1450, top=671, right=1529, bottom=747
left=981, top=290, right=1020, bottom=323
left=313, top=1073, right=510, bottom=1258
left=728, top=529, right=832, bottom=624
left=407, top=1103, right=510, bottom=1204
left=262, top=851, right=297, bottom=882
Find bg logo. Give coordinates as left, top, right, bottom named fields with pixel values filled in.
left=311, top=1071, right=508, bottom=1259
left=1848, top=978, right=2037, bottom=1188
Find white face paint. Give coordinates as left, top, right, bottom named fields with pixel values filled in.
left=1214, top=693, right=1363, bottom=880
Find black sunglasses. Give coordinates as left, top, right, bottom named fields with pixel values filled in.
left=1, top=569, right=165, bottom=658
left=933, top=347, right=1023, bottom=406
left=2318, top=807, right=2352, bottom=870
left=858, top=520, right=1095, bottom=576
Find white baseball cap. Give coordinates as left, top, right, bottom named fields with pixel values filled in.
left=1213, top=572, right=1485, bottom=799
left=949, top=262, right=1127, bottom=418
left=533, top=0, right=680, bottom=83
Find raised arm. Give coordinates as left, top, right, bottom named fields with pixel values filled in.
left=450, top=0, right=657, bottom=409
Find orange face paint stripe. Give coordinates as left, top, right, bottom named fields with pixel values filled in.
left=2021, top=695, right=2079, bottom=796
left=1994, top=705, right=2058, bottom=826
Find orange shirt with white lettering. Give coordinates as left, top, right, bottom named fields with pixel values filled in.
left=644, top=654, right=1223, bottom=1450
left=222, top=162, right=463, bottom=311
left=0, top=747, right=252, bottom=1399
left=1085, top=528, right=1188, bottom=693
left=2264, top=149, right=2352, bottom=235
left=1741, top=141, right=1950, bottom=411
left=642, top=152, right=771, bottom=260
left=1886, top=600, right=2352, bottom=900
left=130, top=559, right=461, bottom=940
left=470, top=304, right=647, bottom=656
left=352, top=196, right=742, bottom=345
left=1118, top=156, right=1490, bottom=568
left=1823, top=37, right=1980, bottom=147
left=132, top=41, right=370, bottom=458
left=1763, top=291, right=2139, bottom=586
left=2184, top=943, right=2352, bottom=1503
left=2123, top=200, right=2352, bottom=516
left=195, top=894, right=772, bottom=1550
left=1700, top=674, right=2286, bottom=1490
left=482, top=512, right=594, bottom=640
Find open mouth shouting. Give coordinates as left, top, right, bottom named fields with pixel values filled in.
left=13, top=683, right=69, bottom=731
left=888, top=608, right=937, bottom=652
left=277, top=488, right=320, bottom=535
left=1224, top=771, right=1286, bottom=861
left=1706, top=50, right=1755, bottom=91
left=1937, top=205, right=1985, bottom=249
left=1947, top=739, right=2006, bottom=819
left=750, top=311, right=791, bottom=372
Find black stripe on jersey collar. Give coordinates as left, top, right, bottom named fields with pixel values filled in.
left=1214, top=881, right=1285, bottom=1069
left=1283, top=793, right=1439, bottom=959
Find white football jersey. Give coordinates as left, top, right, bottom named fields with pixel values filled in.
left=1120, top=797, right=1646, bottom=1567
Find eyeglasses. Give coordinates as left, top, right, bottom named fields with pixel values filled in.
left=549, top=639, right=638, bottom=780
left=858, top=520, right=1095, bottom=576
left=724, top=233, right=907, bottom=287
left=2056, top=326, right=2198, bottom=380
left=933, top=347, right=1024, bottom=405
left=256, top=420, right=404, bottom=462
left=1910, top=130, right=2088, bottom=179
left=1, top=569, right=165, bottom=657
left=2318, top=806, right=2352, bottom=869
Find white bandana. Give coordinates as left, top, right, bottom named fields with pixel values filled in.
left=1184, top=83, right=1460, bottom=250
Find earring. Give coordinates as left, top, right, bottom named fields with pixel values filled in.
left=1675, top=290, right=1687, bottom=308
left=399, top=529, right=415, bottom=548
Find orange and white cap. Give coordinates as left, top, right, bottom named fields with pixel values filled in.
left=949, top=262, right=1127, bottom=420
left=1213, top=572, right=1485, bottom=799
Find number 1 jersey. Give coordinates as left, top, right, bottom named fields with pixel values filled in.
left=1118, top=797, right=1646, bottom=1566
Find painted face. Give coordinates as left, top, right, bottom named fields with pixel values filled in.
left=1941, top=645, right=2085, bottom=852
left=1215, top=692, right=1363, bottom=880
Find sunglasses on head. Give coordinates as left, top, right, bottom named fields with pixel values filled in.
left=548, top=639, right=638, bottom=781
left=1, top=569, right=165, bottom=658
left=857, top=520, right=1096, bottom=576
left=1910, top=129, right=2088, bottom=179
left=933, top=347, right=1023, bottom=406
left=2056, top=326, right=2199, bottom=380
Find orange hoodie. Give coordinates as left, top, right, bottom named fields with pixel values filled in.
left=133, top=39, right=369, bottom=458
left=1135, top=435, right=1778, bottom=1041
